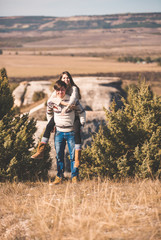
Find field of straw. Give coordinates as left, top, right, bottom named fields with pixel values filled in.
left=0, top=179, right=160, bottom=240
left=0, top=54, right=161, bottom=78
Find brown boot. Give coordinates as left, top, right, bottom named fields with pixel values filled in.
left=31, top=142, right=46, bottom=159
left=53, top=176, right=62, bottom=185
left=72, top=176, right=78, bottom=184
left=74, top=149, right=81, bottom=168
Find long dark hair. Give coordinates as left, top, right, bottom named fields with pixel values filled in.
left=59, top=71, right=81, bottom=99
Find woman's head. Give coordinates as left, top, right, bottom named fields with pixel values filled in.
left=59, top=71, right=74, bottom=86
left=59, top=71, right=81, bottom=99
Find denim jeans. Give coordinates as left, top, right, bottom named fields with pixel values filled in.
left=54, top=130, right=78, bottom=178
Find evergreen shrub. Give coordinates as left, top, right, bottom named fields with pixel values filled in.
left=80, top=81, right=161, bottom=179
left=0, top=68, right=52, bottom=181
left=0, top=68, right=14, bottom=120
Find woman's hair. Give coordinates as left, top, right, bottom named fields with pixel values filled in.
left=54, top=80, right=67, bottom=91
left=59, top=71, right=81, bottom=99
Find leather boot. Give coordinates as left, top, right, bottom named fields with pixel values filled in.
left=74, top=149, right=81, bottom=168
left=31, top=142, right=46, bottom=159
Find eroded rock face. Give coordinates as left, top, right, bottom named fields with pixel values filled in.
left=13, top=81, right=52, bottom=106
left=13, top=77, right=126, bottom=111
left=23, top=81, right=51, bottom=105
left=74, top=77, right=124, bottom=111
left=12, top=81, right=29, bottom=107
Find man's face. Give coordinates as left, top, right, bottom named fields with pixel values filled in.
left=56, top=86, right=66, bottom=98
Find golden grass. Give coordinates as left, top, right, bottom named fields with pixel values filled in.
left=0, top=179, right=160, bottom=239
left=0, top=55, right=161, bottom=78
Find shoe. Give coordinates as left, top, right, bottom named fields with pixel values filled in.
left=53, top=176, right=62, bottom=185
left=72, top=176, right=78, bottom=183
left=31, top=142, right=46, bottom=159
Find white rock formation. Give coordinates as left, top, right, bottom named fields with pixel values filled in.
left=13, top=77, right=124, bottom=111
left=73, top=77, right=123, bottom=111
left=12, top=81, right=29, bottom=107
left=23, top=81, right=51, bottom=105
left=13, top=80, right=52, bottom=107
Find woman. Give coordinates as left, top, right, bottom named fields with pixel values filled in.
left=31, top=71, right=83, bottom=168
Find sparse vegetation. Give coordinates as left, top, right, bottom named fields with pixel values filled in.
left=118, top=56, right=161, bottom=65
left=32, top=91, right=46, bottom=102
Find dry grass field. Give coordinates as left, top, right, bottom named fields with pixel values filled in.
left=0, top=54, right=161, bottom=78
left=0, top=179, right=160, bottom=240
left=1, top=16, right=161, bottom=240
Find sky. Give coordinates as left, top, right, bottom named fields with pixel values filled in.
left=0, top=0, right=161, bottom=17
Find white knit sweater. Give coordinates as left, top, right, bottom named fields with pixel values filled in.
left=47, top=94, right=86, bottom=132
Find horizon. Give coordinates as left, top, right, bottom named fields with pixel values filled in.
left=1, top=11, right=161, bottom=18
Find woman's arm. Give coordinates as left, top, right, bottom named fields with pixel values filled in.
left=65, top=86, right=79, bottom=109
left=60, top=100, right=68, bottom=106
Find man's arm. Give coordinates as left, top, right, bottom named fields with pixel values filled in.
left=46, top=98, right=59, bottom=122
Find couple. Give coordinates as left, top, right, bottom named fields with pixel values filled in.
left=31, top=71, right=86, bottom=184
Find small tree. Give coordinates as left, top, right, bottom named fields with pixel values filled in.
left=0, top=68, right=14, bottom=120
left=0, top=68, right=52, bottom=181
left=80, top=81, right=161, bottom=179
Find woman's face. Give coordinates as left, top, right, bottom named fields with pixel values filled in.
left=62, top=74, right=70, bottom=85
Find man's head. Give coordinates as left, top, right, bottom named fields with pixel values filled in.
left=54, top=80, right=67, bottom=98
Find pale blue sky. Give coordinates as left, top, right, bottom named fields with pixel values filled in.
left=0, top=0, right=161, bottom=17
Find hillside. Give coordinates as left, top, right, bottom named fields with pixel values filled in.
left=0, top=13, right=161, bottom=32
left=0, top=13, right=161, bottom=48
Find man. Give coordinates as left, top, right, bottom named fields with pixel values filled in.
left=49, top=80, right=86, bottom=184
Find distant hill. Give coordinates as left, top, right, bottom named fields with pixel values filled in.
left=0, top=13, right=161, bottom=33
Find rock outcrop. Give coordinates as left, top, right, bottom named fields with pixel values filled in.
left=13, top=81, right=51, bottom=107
left=74, top=77, right=126, bottom=111
left=12, top=81, right=29, bottom=107
left=13, top=77, right=126, bottom=110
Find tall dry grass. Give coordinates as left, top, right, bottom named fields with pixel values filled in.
left=0, top=179, right=160, bottom=240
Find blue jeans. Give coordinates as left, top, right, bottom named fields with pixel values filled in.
left=54, top=130, right=78, bottom=179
